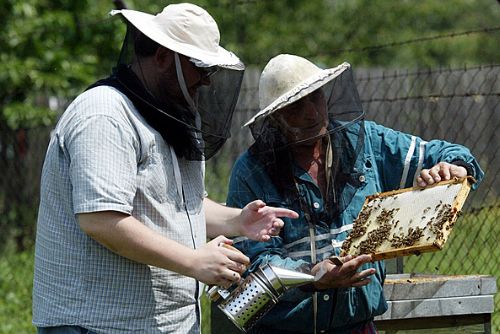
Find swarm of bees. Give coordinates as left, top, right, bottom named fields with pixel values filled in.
left=340, top=178, right=472, bottom=260
left=390, top=226, right=424, bottom=248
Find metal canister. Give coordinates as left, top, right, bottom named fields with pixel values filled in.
left=208, top=264, right=315, bottom=332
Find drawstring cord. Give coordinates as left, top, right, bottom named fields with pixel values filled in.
left=174, top=52, right=203, bottom=147
left=294, top=181, right=318, bottom=334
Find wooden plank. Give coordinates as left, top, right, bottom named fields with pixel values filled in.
left=375, top=295, right=494, bottom=320
left=375, top=314, right=491, bottom=332
left=383, top=274, right=497, bottom=300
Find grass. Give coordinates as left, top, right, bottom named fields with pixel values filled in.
left=0, top=247, right=35, bottom=334
left=1, top=206, right=498, bottom=334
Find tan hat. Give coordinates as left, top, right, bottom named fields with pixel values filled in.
left=110, top=3, right=243, bottom=68
left=244, top=54, right=350, bottom=127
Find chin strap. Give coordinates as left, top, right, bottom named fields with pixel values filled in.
left=174, top=52, right=197, bottom=113
left=174, top=52, right=203, bottom=146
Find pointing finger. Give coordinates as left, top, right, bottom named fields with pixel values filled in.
left=269, top=207, right=299, bottom=219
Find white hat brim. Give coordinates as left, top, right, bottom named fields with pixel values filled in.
left=110, top=9, right=242, bottom=68
left=244, top=62, right=350, bottom=127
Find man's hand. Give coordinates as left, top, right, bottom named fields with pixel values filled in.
left=311, top=254, right=375, bottom=290
left=417, top=162, right=467, bottom=187
left=190, top=236, right=250, bottom=287
left=239, top=200, right=299, bottom=242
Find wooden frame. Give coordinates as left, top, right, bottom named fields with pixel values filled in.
left=341, top=177, right=474, bottom=260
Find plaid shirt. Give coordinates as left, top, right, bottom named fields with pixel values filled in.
left=227, top=121, right=483, bottom=333
left=33, top=86, right=206, bottom=333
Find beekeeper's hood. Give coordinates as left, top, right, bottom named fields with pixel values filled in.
left=111, top=3, right=245, bottom=160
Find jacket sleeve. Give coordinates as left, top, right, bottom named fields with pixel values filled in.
left=227, top=153, right=313, bottom=301
left=365, top=121, right=484, bottom=190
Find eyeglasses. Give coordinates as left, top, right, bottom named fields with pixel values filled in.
left=197, top=66, right=219, bottom=80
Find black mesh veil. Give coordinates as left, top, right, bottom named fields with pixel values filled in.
left=195, top=67, right=244, bottom=159
left=108, top=23, right=244, bottom=161
left=248, top=65, right=365, bottom=218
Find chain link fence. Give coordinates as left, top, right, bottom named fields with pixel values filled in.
left=0, top=64, right=498, bottom=332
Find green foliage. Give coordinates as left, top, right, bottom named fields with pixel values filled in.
left=0, top=248, right=35, bottom=334
left=201, top=292, right=212, bottom=334
left=0, top=0, right=123, bottom=130
left=201, top=0, right=500, bottom=68
left=205, top=152, right=233, bottom=202
left=0, top=202, right=38, bottom=253
left=3, top=103, right=55, bottom=129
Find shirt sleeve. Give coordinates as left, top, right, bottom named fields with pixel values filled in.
left=62, top=114, right=138, bottom=215
left=227, top=153, right=290, bottom=265
left=366, top=121, right=484, bottom=190
left=227, top=153, right=313, bottom=301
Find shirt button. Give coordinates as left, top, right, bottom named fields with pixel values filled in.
left=313, top=202, right=320, bottom=209
left=359, top=175, right=366, bottom=183
left=323, top=294, right=330, bottom=301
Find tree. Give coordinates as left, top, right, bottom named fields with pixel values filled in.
left=0, top=0, right=128, bottom=251
left=206, top=0, right=500, bottom=68
left=2, top=0, right=499, bottom=129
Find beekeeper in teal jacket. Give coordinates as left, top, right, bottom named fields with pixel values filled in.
left=226, top=54, right=484, bottom=334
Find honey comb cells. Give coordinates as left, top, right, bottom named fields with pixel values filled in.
left=340, top=177, right=473, bottom=260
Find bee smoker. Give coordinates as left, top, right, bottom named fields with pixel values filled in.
left=207, top=263, right=315, bottom=333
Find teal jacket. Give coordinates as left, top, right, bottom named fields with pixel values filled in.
left=227, top=121, right=483, bottom=333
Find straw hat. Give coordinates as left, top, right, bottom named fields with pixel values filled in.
left=244, top=54, right=350, bottom=126
left=110, top=3, right=242, bottom=68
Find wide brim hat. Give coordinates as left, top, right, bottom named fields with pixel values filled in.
left=110, top=3, right=243, bottom=69
left=244, top=54, right=350, bottom=127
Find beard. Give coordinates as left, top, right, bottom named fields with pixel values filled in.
left=152, top=69, right=187, bottom=108
left=152, top=64, right=204, bottom=112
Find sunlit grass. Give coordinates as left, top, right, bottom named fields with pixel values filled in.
left=0, top=247, right=35, bottom=334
